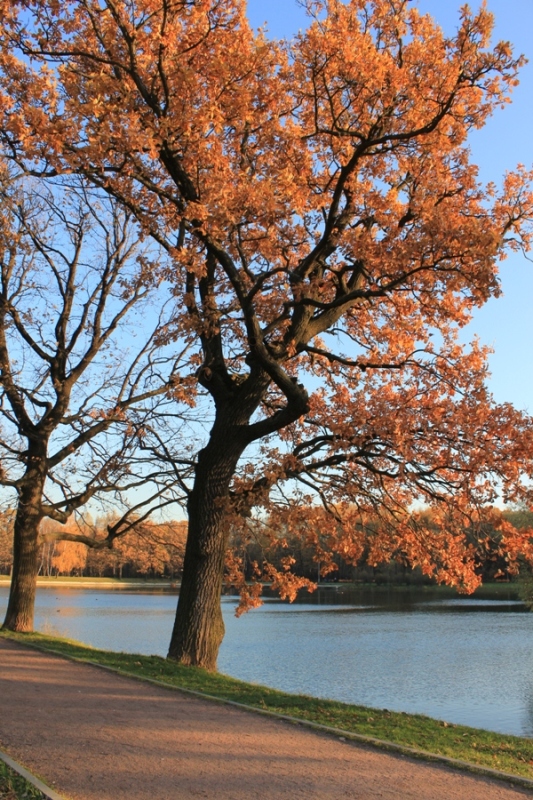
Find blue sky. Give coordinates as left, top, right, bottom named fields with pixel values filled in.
left=247, top=0, right=533, bottom=413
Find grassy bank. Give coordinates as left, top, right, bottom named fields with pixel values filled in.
left=0, top=760, right=45, bottom=799
left=2, top=630, right=533, bottom=782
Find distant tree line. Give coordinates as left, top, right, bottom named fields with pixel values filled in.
left=0, top=511, right=187, bottom=580
left=228, top=507, right=533, bottom=593
left=0, top=507, right=530, bottom=587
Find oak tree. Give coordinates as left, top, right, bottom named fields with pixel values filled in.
left=0, top=0, right=532, bottom=667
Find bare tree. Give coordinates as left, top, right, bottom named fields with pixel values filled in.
left=0, top=174, right=192, bottom=630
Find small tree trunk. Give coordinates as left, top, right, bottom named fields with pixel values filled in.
left=3, top=475, right=45, bottom=632
left=167, top=429, right=246, bottom=670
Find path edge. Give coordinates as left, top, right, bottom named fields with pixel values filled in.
left=0, top=748, right=68, bottom=800
left=3, top=636, right=533, bottom=795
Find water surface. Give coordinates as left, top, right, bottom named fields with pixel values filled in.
left=1, top=585, right=532, bottom=737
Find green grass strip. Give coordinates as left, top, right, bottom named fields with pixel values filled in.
left=2, top=629, right=533, bottom=783
left=0, top=759, right=46, bottom=800
left=0, top=750, right=65, bottom=800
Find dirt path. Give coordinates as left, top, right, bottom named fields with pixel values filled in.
left=0, top=639, right=531, bottom=800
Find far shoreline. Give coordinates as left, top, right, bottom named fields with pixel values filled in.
left=0, top=577, right=523, bottom=599
left=0, top=576, right=178, bottom=588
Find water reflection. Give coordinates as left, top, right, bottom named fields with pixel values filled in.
left=0, top=585, right=532, bottom=737
left=274, top=583, right=523, bottom=608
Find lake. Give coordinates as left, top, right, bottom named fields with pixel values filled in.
left=1, top=584, right=533, bottom=737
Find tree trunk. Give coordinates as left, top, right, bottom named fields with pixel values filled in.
left=3, top=474, right=45, bottom=631
left=3, top=438, right=48, bottom=632
left=167, top=427, right=247, bottom=670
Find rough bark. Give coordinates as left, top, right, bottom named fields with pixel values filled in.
left=2, top=454, right=47, bottom=631
left=167, top=352, right=308, bottom=669
left=167, top=426, right=246, bottom=670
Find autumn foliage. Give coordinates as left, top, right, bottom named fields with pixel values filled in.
left=0, top=0, right=532, bottom=668
left=0, top=512, right=187, bottom=578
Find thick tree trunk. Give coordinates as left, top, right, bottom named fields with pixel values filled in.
left=167, top=428, right=247, bottom=670
left=3, top=455, right=47, bottom=632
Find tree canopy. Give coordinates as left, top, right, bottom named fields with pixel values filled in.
left=0, top=0, right=532, bottom=668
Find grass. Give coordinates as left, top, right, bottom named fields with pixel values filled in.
left=2, top=630, right=533, bottom=782
left=0, top=761, right=45, bottom=800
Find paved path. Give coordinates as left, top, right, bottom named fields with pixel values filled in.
left=0, top=638, right=531, bottom=800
